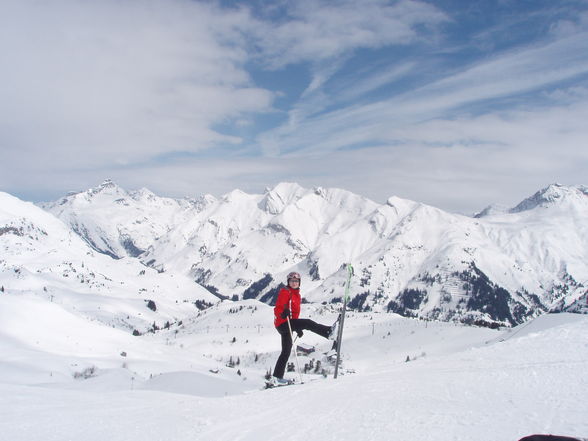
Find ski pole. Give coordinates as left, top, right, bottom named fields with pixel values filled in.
left=287, top=316, right=304, bottom=383
left=334, top=263, right=353, bottom=379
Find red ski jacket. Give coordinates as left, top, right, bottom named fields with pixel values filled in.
left=274, top=286, right=301, bottom=327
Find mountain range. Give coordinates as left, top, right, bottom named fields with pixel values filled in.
left=0, top=189, right=218, bottom=335
left=23, top=179, right=584, bottom=328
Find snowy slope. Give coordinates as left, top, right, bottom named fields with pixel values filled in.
left=0, top=294, right=586, bottom=441
left=0, top=191, right=219, bottom=335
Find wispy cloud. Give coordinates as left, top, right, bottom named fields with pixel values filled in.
left=1, top=0, right=587, bottom=213
left=0, top=0, right=272, bottom=169
left=250, top=0, right=447, bottom=69
left=259, top=29, right=588, bottom=156
left=334, top=61, right=418, bottom=104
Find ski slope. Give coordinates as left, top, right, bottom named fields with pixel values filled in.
left=0, top=293, right=586, bottom=441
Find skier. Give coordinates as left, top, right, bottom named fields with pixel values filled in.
left=271, top=272, right=338, bottom=385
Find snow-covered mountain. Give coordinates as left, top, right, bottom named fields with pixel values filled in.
left=41, top=181, right=588, bottom=327
left=0, top=190, right=218, bottom=334
left=40, top=179, right=205, bottom=259
left=3, top=182, right=587, bottom=441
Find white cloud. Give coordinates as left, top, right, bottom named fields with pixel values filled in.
left=1, top=0, right=587, bottom=214
left=0, top=0, right=273, bottom=169
left=334, top=61, right=418, bottom=104
left=251, top=0, right=448, bottom=69
left=259, top=29, right=588, bottom=157
left=0, top=0, right=449, bottom=176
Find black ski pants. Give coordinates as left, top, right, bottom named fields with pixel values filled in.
left=273, top=318, right=331, bottom=379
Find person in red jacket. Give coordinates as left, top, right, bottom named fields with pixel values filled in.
left=272, top=272, right=338, bottom=383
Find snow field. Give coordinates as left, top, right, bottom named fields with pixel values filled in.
left=1, top=289, right=586, bottom=441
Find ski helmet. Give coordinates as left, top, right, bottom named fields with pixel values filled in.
left=287, top=271, right=301, bottom=283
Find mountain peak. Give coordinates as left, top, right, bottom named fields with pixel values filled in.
left=386, top=195, right=418, bottom=215
left=87, top=179, right=127, bottom=198
left=98, top=179, right=118, bottom=190
left=510, top=183, right=588, bottom=213
left=221, top=188, right=250, bottom=203
left=129, top=187, right=157, bottom=202
left=266, top=182, right=305, bottom=194
left=260, top=182, right=306, bottom=214
left=474, top=203, right=509, bottom=218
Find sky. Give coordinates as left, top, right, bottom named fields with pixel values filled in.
left=1, top=0, right=587, bottom=214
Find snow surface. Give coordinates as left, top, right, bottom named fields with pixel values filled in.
left=1, top=293, right=586, bottom=441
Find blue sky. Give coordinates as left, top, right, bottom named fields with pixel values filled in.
left=1, top=0, right=587, bottom=213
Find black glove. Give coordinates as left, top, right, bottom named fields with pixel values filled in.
left=281, top=307, right=290, bottom=319
left=296, top=329, right=304, bottom=338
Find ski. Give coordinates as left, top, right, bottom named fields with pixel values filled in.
left=264, top=375, right=329, bottom=390
left=334, top=263, right=353, bottom=379
left=264, top=381, right=294, bottom=389
left=264, top=378, right=295, bottom=389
